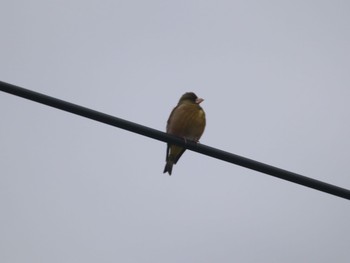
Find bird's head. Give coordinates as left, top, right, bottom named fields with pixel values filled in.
left=179, top=92, right=204, bottom=104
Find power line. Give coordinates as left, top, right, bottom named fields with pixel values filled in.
left=1, top=80, right=349, bottom=200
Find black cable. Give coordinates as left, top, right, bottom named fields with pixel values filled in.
left=1, top=80, right=349, bottom=200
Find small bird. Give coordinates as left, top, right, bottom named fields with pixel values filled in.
left=163, top=92, right=206, bottom=175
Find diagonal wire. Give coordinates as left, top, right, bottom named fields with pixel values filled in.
left=1, top=80, right=349, bottom=200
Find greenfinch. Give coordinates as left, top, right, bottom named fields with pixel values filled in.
left=163, top=92, right=206, bottom=175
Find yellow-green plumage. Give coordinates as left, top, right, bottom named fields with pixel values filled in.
left=163, top=92, right=206, bottom=175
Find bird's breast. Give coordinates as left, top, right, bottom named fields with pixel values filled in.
left=167, top=104, right=206, bottom=141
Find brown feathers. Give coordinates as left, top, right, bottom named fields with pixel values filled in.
left=163, top=92, right=206, bottom=175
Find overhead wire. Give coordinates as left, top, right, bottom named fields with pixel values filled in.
left=1, top=80, right=349, bottom=200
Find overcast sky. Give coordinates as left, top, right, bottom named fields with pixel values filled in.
left=1, top=1, right=350, bottom=262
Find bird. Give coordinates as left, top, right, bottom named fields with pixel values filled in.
left=163, top=92, right=206, bottom=175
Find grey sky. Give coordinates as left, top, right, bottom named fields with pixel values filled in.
left=1, top=1, right=350, bottom=262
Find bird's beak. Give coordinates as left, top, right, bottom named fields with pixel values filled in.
left=195, top=98, right=204, bottom=104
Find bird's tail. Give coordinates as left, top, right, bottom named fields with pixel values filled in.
left=163, top=161, right=173, bottom=175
